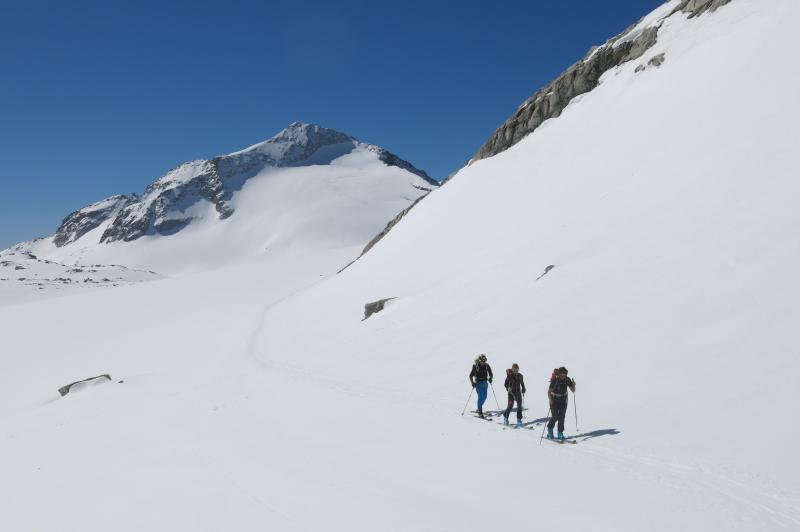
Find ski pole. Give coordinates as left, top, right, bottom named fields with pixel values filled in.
left=539, top=405, right=552, bottom=445
left=573, top=389, right=579, bottom=431
left=490, top=382, right=501, bottom=411
left=461, top=386, right=474, bottom=416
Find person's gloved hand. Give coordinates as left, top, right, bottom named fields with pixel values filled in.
left=471, top=382, right=476, bottom=388
left=489, top=378, right=493, bottom=383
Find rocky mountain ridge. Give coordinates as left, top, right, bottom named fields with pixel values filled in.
left=470, top=0, right=731, bottom=164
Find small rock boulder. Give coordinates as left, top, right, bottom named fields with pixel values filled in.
left=58, top=374, right=112, bottom=397
left=363, top=298, right=395, bottom=321
left=636, top=53, right=666, bottom=73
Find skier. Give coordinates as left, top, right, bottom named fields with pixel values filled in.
left=546, top=366, right=576, bottom=440
left=468, top=354, right=493, bottom=418
left=503, top=363, right=526, bottom=426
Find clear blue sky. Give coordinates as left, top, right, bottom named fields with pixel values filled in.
left=0, top=0, right=663, bottom=248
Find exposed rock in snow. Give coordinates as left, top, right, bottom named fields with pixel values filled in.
left=674, top=0, right=732, bottom=18
left=100, top=159, right=232, bottom=243
left=363, top=298, right=395, bottom=320
left=535, top=265, right=556, bottom=281
left=470, top=0, right=732, bottom=165
left=58, top=374, right=112, bottom=396
left=361, top=194, right=430, bottom=256
left=0, top=250, right=161, bottom=306
left=471, top=27, right=658, bottom=164
left=338, top=191, right=432, bottom=274
left=54, top=195, right=138, bottom=247
left=635, top=52, right=666, bottom=72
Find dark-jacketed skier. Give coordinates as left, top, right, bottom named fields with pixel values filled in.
left=546, top=366, right=576, bottom=440
left=469, top=354, right=493, bottom=418
left=503, top=363, right=526, bottom=426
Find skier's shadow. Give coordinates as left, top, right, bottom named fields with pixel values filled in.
left=572, top=428, right=621, bottom=441
left=520, top=416, right=549, bottom=429
left=483, top=408, right=530, bottom=417
left=519, top=420, right=621, bottom=440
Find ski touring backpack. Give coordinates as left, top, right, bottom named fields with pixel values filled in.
left=549, top=368, right=570, bottom=398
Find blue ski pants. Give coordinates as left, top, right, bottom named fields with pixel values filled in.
left=476, top=380, right=488, bottom=412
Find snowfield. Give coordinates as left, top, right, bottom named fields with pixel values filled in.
left=2, top=1, right=800, bottom=531
left=0, top=250, right=160, bottom=307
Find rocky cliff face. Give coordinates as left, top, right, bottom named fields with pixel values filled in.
left=470, top=0, right=732, bottom=165
left=53, top=195, right=138, bottom=247
left=100, top=159, right=233, bottom=243
left=675, top=0, right=731, bottom=18
left=53, top=123, right=434, bottom=246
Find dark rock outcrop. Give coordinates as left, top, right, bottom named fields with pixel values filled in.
left=471, top=26, right=659, bottom=164
left=54, top=195, right=137, bottom=247
left=535, top=265, right=556, bottom=281
left=363, top=298, right=395, bottom=320
left=362, top=194, right=429, bottom=256
left=635, top=53, right=666, bottom=73
left=337, top=192, right=432, bottom=274
left=673, top=0, right=731, bottom=18
left=101, top=159, right=233, bottom=243
left=367, top=146, right=437, bottom=188
left=58, top=374, right=112, bottom=396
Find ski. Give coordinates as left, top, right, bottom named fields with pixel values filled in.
left=545, top=437, right=577, bottom=444
left=470, top=410, right=499, bottom=421
left=498, top=418, right=527, bottom=429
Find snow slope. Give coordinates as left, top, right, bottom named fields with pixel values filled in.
left=2, top=1, right=800, bottom=531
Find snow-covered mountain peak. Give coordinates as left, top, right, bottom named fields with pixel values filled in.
left=252, top=122, right=348, bottom=150
left=229, top=122, right=355, bottom=165
left=8, top=123, right=436, bottom=276
left=230, top=122, right=435, bottom=184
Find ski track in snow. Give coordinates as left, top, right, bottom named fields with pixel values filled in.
left=249, top=338, right=800, bottom=530
left=247, top=287, right=800, bottom=530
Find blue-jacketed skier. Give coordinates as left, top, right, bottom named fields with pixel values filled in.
left=503, top=363, right=526, bottom=426
left=546, top=366, right=576, bottom=440
left=469, top=354, right=493, bottom=418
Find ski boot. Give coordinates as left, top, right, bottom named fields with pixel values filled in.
left=557, top=431, right=566, bottom=441
left=477, top=410, right=485, bottom=419
left=503, top=414, right=509, bottom=426
left=516, top=418, right=523, bottom=427
left=546, top=427, right=554, bottom=439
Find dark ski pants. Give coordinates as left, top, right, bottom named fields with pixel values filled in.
left=548, top=399, right=568, bottom=433
left=504, top=392, right=523, bottom=420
